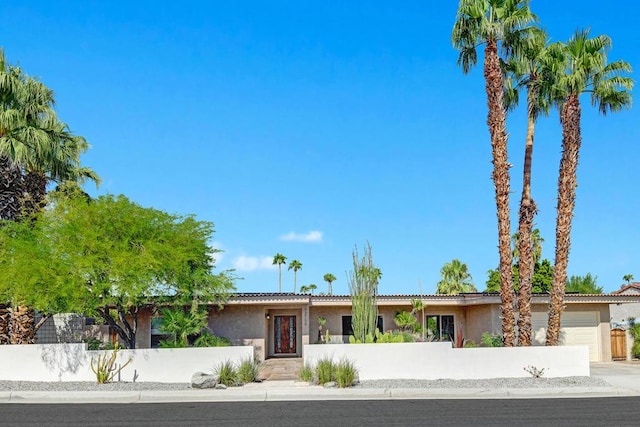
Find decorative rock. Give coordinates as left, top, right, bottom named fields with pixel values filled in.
left=191, top=372, right=218, bottom=389
left=215, top=383, right=227, bottom=390
left=323, top=381, right=338, bottom=388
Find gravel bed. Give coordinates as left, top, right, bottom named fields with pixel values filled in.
left=356, top=376, right=611, bottom=389
left=0, top=376, right=611, bottom=391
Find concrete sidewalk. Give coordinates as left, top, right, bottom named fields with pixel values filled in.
left=2, top=362, right=639, bottom=404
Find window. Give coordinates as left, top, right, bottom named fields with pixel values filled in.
left=342, top=315, right=384, bottom=342
left=426, top=315, right=455, bottom=341
left=150, top=317, right=173, bottom=348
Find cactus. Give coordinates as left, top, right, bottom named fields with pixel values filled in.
left=90, top=349, right=132, bottom=384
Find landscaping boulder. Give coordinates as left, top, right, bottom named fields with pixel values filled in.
left=191, top=372, right=218, bottom=389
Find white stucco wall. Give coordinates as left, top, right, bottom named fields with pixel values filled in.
left=0, top=344, right=253, bottom=383
left=304, top=342, right=590, bottom=380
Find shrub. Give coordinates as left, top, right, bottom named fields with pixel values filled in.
left=214, top=360, right=239, bottom=386
left=158, top=339, right=187, bottom=348
left=480, top=332, right=504, bottom=347
left=463, top=340, right=478, bottom=348
left=335, top=358, right=358, bottom=388
left=194, top=331, right=232, bottom=347
left=299, top=363, right=314, bottom=382
left=315, top=357, right=336, bottom=385
left=237, top=356, right=261, bottom=384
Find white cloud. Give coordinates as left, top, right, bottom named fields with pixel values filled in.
left=232, top=256, right=276, bottom=272
left=280, top=230, right=323, bottom=243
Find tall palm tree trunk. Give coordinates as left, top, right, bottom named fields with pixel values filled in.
left=9, top=305, right=36, bottom=344
left=485, top=39, right=515, bottom=347
left=0, top=304, right=10, bottom=344
left=278, top=266, right=282, bottom=293
left=517, top=88, right=539, bottom=346
left=0, top=155, right=23, bottom=221
left=547, top=94, right=581, bottom=346
left=21, top=170, right=48, bottom=217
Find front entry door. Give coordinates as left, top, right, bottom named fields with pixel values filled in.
left=274, top=315, right=296, bottom=354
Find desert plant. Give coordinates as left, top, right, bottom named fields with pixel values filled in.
left=158, top=338, right=187, bottom=348
left=315, top=356, right=336, bottom=385
left=214, top=359, right=239, bottom=386
left=317, top=316, right=327, bottom=343
left=237, top=356, right=261, bottom=384
left=481, top=332, right=504, bottom=347
left=335, top=358, right=358, bottom=388
left=194, top=330, right=232, bottom=347
left=463, top=340, right=478, bottom=348
left=348, top=242, right=380, bottom=343
left=394, top=311, right=418, bottom=332
left=299, top=363, right=314, bottom=382
left=90, top=349, right=132, bottom=384
left=524, top=365, right=545, bottom=378
left=628, top=321, right=640, bottom=359
left=349, top=332, right=374, bottom=344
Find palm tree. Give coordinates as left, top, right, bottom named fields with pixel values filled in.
left=0, top=51, right=99, bottom=344
left=503, top=27, right=554, bottom=346
left=299, top=283, right=317, bottom=294
left=623, top=274, right=634, bottom=285
left=436, top=259, right=477, bottom=295
left=272, top=253, right=287, bottom=293
left=288, top=259, right=302, bottom=293
left=323, top=273, right=336, bottom=296
left=546, top=30, right=633, bottom=346
left=452, top=0, right=536, bottom=347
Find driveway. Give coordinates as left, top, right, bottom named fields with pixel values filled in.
left=591, top=361, right=640, bottom=394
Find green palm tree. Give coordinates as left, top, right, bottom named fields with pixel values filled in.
left=623, top=274, right=634, bottom=285
left=503, top=27, right=554, bottom=346
left=0, top=50, right=98, bottom=344
left=546, top=30, right=633, bottom=346
left=272, top=253, right=287, bottom=293
left=288, top=259, right=302, bottom=293
left=436, top=259, right=477, bottom=295
left=452, top=0, right=536, bottom=347
left=323, top=273, right=337, bottom=296
left=299, top=283, right=317, bottom=294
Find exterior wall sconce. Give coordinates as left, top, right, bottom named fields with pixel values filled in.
left=265, top=313, right=271, bottom=320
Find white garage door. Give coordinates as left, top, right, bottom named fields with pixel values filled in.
left=531, top=312, right=600, bottom=362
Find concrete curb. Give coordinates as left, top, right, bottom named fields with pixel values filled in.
left=1, top=386, right=637, bottom=404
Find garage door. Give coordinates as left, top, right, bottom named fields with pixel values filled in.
left=531, top=312, right=600, bottom=362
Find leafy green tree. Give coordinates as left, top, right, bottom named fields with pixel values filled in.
left=272, top=253, right=287, bottom=293
left=546, top=30, right=633, bottom=346
left=323, top=273, right=337, bottom=296
left=565, top=274, right=603, bottom=294
left=0, top=194, right=234, bottom=348
left=348, top=242, right=379, bottom=343
left=623, top=274, right=634, bottom=285
left=486, top=258, right=553, bottom=294
left=288, top=259, right=302, bottom=293
left=394, top=311, right=418, bottom=333
left=436, top=259, right=477, bottom=295
left=452, top=0, right=536, bottom=347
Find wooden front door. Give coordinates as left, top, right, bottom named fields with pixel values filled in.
left=611, top=328, right=627, bottom=361
left=274, top=315, right=296, bottom=354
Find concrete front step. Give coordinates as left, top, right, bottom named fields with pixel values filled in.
left=259, top=358, right=303, bottom=381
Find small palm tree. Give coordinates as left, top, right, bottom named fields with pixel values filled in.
left=288, top=259, right=302, bottom=293
left=623, top=274, right=634, bottom=285
left=436, top=259, right=477, bottom=295
left=323, top=273, right=337, bottom=296
left=272, top=253, right=287, bottom=293
left=299, top=283, right=317, bottom=294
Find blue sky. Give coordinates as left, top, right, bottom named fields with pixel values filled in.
left=2, top=1, right=638, bottom=294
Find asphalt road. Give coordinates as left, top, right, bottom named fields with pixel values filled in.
left=1, top=397, right=637, bottom=426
